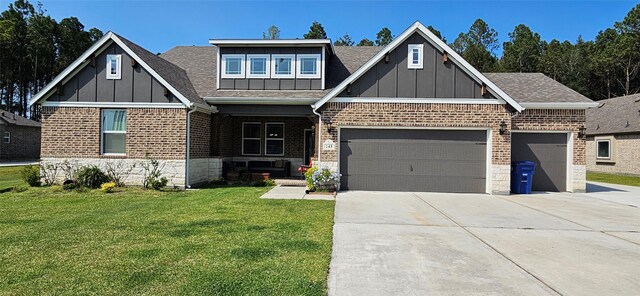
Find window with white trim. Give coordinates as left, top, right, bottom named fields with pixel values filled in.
left=221, top=54, right=245, bottom=78
left=246, top=54, right=270, bottom=78
left=407, top=44, right=423, bottom=69
left=596, top=140, right=611, bottom=159
left=101, top=109, right=126, bottom=155
left=3, top=132, right=9, bottom=144
left=297, top=54, right=321, bottom=78
left=265, top=123, right=284, bottom=156
left=271, top=54, right=295, bottom=78
left=106, top=55, right=121, bottom=79
left=242, top=122, right=261, bottom=156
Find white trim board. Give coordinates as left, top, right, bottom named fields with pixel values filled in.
left=520, top=102, right=599, bottom=109
left=312, top=21, right=524, bottom=112
left=204, top=97, right=318, bottom=105
left=330, top=97, right=504, bottom=104
left=41, top=102, right=187, bottom=109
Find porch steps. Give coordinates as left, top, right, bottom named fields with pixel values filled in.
left=274, top=179, right=307, bottom=187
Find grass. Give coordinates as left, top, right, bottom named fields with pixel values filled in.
left=0, top=166, right=31, bottom=190
left=0, top=167, right=335, bottom=295
left=587, top=172, right=640, bottom=187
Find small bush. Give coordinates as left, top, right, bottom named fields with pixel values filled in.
left=62, top=181, right=76, bottom=191
left=149, top=177, right=168, bottom=190
left=304, top=166, right=318, bottom=190
left=40, top=163, right=59, bottom=186
left=21, top=166, right=41, bottom=187
left=100, top=181, right=116, bottom=193
left=253, top=179, right=276, bottom=187
left=75, top=166, right=110, bottom=189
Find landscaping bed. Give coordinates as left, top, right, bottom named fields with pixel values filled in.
left=0, top=167, right=335, bottom=295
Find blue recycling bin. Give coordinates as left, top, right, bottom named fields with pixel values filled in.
left=511, top=161, right=536, bottom=194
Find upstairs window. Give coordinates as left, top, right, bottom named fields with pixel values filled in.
left=272, top=54, right=295, bottom=78
left=3, top=132, right=9, bottom=144
left=106, top=55, right=121, bottom=79
left=242, top=122, right=261, bottom=156
left=101, top=109, right=126, bottom=155
left=596, top=140, right=611, bottom=159
left=407, top=44, right=423, bottom=69
left=221, top=54, right=245, bottom=78
left=265, top=123, right=284, bottom=156
left=246, top=54, right=270, bottom=78
left=297, top=54, right=321, bottom=78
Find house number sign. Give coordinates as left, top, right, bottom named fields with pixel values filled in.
left=323, top=139, right=336, bottom=151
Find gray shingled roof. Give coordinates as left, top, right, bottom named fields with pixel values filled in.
left=115, top=34, right=206, bottom=106
left=0, top=110, right=41, bottom=127
left=587, top=93, right=640, bottom=135
left=160, top=45, right=382, bottom=99
left=484, top=73, right=593, bottom=103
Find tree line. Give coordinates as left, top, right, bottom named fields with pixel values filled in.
left=283, top=3, right=640, bottom=101
left=0, top=0, right=102, bottom=118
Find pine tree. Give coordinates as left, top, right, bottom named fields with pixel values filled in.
left=303, top=21, right=327, bottom=39
left=375, top=27, right=393, bottom=46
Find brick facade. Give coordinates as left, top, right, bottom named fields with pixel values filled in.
left=587, top=133, right=640, bottom=175
left=41, top=107, right=187, bottom=160
left=512, top=109, right=586, bottom=165
left=0, top=124, right=41, bottom=160
left=189, top=111, right=211, bottom=159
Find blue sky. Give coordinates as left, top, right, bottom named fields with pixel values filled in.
left=4, top=1, right=639, bottom=54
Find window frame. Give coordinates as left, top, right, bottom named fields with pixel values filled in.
left=296, top=54, right=321, bottom=79
left=596, top=139, right=611, bottom=160
left=101, top=109, right=127, bottom=156
left=264, top=122, right=285, bottom=156
left=407, top=44, right=424, bottom=69
left=106, top=54, right=122, bottom=80
left=3, top=131, right=10, bottom=144
left=271, top=54, right=296, bottom=78
left=246, top=54, right=271, bottom=78
left=221, top=54, right=246, bottom=79
left=242, top=122, right=262, bottom=156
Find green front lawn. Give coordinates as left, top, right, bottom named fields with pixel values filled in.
left=0, top=168, right=335, bottom=294
left=587, top=172, right=640, bottom=187
left=0, top=165, right=31, bottom=190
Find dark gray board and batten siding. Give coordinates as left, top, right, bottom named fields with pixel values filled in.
left=339, top=32, right=494, bottom=99
left=218, top=47, right=322, bottom=91
left=46, top=43, right=177, bottom=103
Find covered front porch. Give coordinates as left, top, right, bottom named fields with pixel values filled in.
left=212, top=104, right=317, bottom=180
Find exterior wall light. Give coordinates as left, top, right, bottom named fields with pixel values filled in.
left=322, top=116, right=333, bottom=132
left=499, top=120, right=508, bottom=135
left=578, top=125, right=587, bottom=139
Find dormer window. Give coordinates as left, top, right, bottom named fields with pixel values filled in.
left=272, top=54, right=295, bottom=78
left=246, top=54, right=270, bottom=78
left=297, top=54, right=321, bottom=78
left=221, top=54, right=245, bottom=78
left=106, top=54, right=121, bottom=79
left=407, top=44, right=423, bottom=69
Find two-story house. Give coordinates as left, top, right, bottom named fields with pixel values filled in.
left=29, top=22, right=597, bottom=193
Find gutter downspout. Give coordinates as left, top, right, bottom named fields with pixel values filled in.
left=185, top=105, right=197, bottom=188
left=311, top=106, right=322, bottom=165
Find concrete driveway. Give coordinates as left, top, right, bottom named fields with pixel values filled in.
left=329, top=182, right=640, bottom=295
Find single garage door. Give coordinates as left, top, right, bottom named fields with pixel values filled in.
left=511, top=133, right=567, bottom=192
left=339, top=129, right=487, bottom=193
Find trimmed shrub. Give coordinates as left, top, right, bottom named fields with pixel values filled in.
left=75, top=166, right=110, bottom=189
left=253, top=179, right=276, bottom=187
left=149, top=177, right=168, bottom=190
left=21, top=166, right=41, bottom=187
left=100, top=181, right=116, bottom=193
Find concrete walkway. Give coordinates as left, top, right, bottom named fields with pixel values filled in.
left=260, top=185, right=335, bottom=200
left=329, top=186, right=640, bottom=295
left=0, top=160, right=38, bottom=167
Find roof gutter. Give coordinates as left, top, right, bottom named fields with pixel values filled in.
left=520, top=102, right=600, bottom=109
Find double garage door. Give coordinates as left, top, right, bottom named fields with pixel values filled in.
left=339, top=129, right=569, bottom=193
left=339, top=129, right=487, bottom=193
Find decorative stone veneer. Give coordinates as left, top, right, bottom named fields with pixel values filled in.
left=188, top=158, right=223, bottom=185
left=573, top=165, right=586, bottom=193
left=586, top=134, right=640, bottom=175
left=492, top=165, right=511, bottom=195
left=41, top=157, right=186, bottom=187
left=41, top=107, right=187, bottom=159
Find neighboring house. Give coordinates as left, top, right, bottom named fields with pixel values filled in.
left=0, top=110, right=41, bottom=161
left=29, top=21, right=597, bottom=193
left=586, top=94, right=640, bottom=175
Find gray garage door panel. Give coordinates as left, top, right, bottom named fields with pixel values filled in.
left=511, top=133, right=567, bottom=192
left=340, top=129, right=487, bottom=193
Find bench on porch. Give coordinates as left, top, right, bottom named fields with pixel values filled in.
left=247, top=160, right=291, bottom=178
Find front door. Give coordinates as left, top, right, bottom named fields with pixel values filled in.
left=304, top=129, right=315, bottom=165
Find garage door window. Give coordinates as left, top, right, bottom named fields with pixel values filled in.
left=265, top=123, right=284, bottom=156
left=596, top=140, right=611, bottom=159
